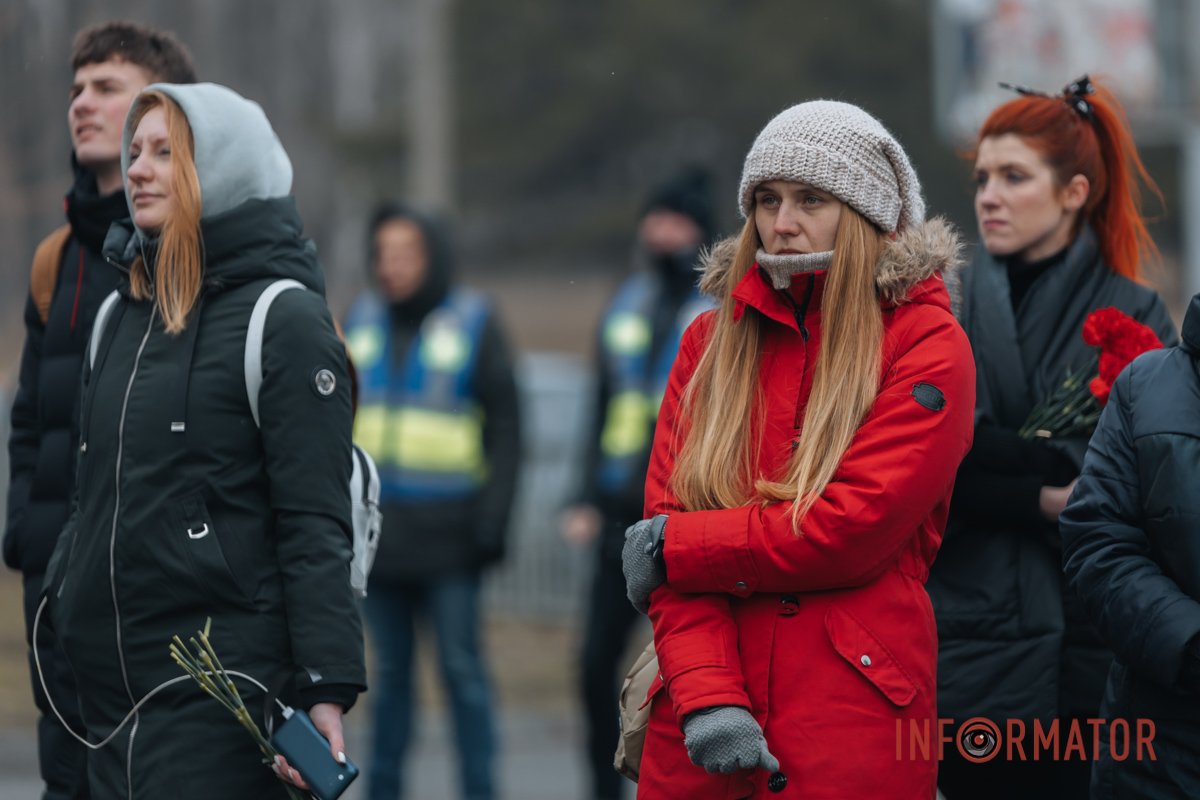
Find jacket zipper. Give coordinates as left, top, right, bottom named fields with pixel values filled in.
left=110, top=305, right=157, bottom=798
left=787, top=274, right=816, bottom=445
left=789, top=273, right=815, bottom=342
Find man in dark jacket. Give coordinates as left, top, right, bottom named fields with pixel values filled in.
left=1061, top=292, right=1200, bottom=799
left=559, top=167, right=715, bottom=800
left=3, top=22, right=194, bottom=800
left=343, top=203, right=521, bottom=800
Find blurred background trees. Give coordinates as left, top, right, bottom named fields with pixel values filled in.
left=0, top=1, right=1049, bottom=351
left=2, top=0, right=1190, bottom=361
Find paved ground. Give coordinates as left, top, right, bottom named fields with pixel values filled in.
left=0, top=567, right=635, bottom=799
left=0, top=707, right=630, bottom=800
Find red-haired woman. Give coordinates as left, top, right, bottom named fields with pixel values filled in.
left=929, top=76, right=1179, bottom=799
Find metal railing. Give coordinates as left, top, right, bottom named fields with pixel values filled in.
left=484, top=351, right=595, bottom=621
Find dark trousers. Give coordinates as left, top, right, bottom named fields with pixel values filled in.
left=24, top=572, right=90, bottom=800
left=364, top=572, right=496, bottom=800
left=579, top=543, right=640, bottom=800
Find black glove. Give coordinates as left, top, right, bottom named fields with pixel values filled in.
left=683, top=706, right=779, bottom=774
left=621, top=515, right=668, bottom=614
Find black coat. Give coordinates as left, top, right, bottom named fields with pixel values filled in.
left=5, top=167, right=126, bottom=596
left=4, top=165, right=127, bottom=798
left=1061, top=293, right=1200, bottom=798
left=42, top=197, right=366, bottom=799
left=928, top=227, right=1178, bottom=722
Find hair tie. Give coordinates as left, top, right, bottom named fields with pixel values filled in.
left=998, top=74, right=1095, bottom=122
left=1060, top=74, right=1095, bottom=121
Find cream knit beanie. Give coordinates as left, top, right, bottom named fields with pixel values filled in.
left=737, top=100, right=925, bottom=234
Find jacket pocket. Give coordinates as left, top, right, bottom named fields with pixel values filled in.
left=825, top=605, right=917, bottom=707
left=43, top=523, right=79, bottom=626
left=175, top=493, right=253, bottom=605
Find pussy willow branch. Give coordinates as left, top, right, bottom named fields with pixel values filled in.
left=170, top=621, right=309, bottom=800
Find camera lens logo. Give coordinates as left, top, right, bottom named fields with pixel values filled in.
left=957, top=717, right=1002, bottom=763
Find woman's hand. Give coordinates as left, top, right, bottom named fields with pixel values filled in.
left=272, top=702, right=347, bottom=790
left=559, top=504, right=602, bottom=547
left=1039, top=479, right=1079, bottom=522
left=683, top=706, right=779, bottom=774
left=622, top=516, right=668, bottom=614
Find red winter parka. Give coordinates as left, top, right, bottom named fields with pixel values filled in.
left=638, top=219, right=976, bottom=799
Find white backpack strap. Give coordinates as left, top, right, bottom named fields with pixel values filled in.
left=244, top=279, right=306, bottom=428
left=88, top=290, right=122, bottom=372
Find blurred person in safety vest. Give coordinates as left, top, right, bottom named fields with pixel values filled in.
left=560, top=167, right=716, bottom=800
left=343, top=202, right=521, bottom=800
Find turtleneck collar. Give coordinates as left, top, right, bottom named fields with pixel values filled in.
left=755, top=248, right=833, bottom=289
left=1006, top=244, right=1070, bottom=274
left=1004, top=243, right=1070, bottom=313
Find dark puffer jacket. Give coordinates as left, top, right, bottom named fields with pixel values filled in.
left=43, top=81, right=365, bottom=799
left=1061, top=292, right=1200, bottom=798
left=6, top=157, right=127, bottom=800
left=44, top=198, right=366, bottom=800
left=6, top=163, right=126, bottom=592
left=929, top=227, right=1178, bottom=723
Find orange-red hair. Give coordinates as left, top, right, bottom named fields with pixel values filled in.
left=977, top=79, right=1161, bottom=281
left=127, top=91, right=203, bottom=334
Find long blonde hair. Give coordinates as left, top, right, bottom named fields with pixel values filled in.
left=127, top=91, right=203, bottom=334
left=669, top=204, right=886, bottom=530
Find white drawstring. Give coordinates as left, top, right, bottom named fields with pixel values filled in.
left=32, top=595, right=287, bottom=750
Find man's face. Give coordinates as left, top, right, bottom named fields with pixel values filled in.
left=68, top=58, right=153, bottom=172
left=374, top=219, right=429, bottom=303
left=639, top=210, right=705, bottom=257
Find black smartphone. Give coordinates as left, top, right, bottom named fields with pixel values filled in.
left=270, top=708, right=359, bottom=800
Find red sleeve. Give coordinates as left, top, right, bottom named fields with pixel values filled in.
left=643, top=313, right=752, bottom=720
left=663, top=307, right=975, bottom=596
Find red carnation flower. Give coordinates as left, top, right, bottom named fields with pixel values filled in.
left=1020, top=307, right=1165, bottom=439
left=1082, top=307, right=1164, bottom=407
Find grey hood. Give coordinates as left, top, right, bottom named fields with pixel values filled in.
left=121, top=82, right=293, bottom=226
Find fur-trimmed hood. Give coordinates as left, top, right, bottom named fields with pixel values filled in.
left=699, top=216, right=964, bottom=311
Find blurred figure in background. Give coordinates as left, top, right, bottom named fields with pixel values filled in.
left=344, top=203, right=521, bottom=800
left=3, top=22, right=195, bottom=800
left=928, top=76, right=1178, bottom=799
left=560, top=167, right=716, bottom=800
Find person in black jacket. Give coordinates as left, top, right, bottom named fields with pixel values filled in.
left=928, top=76, right=1178, bottom=799
left=343, top=203, right=521, bottom=800
left=559, top=167, right=715, bottom=800
left=1061, top=291, right=1200, bottom=798
left=4, top=22, right=195, bottom=800
left=41, top=82, right=365, bottom=799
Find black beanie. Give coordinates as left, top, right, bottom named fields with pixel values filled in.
left=643, top=166, right=716, bottom=244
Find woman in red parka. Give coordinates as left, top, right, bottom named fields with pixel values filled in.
left=621, top=100, right=977, bottom=798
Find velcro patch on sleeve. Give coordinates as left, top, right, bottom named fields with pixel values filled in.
left=911, top=382, right=945, bottom=412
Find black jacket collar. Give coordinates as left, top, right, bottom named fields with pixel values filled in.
left=65, top=156, right=129, bottom=254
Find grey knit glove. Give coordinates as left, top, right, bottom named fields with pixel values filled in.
left=683, top=706, right=779, bottom=775
left=621, top=515, right=667, bottom=614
